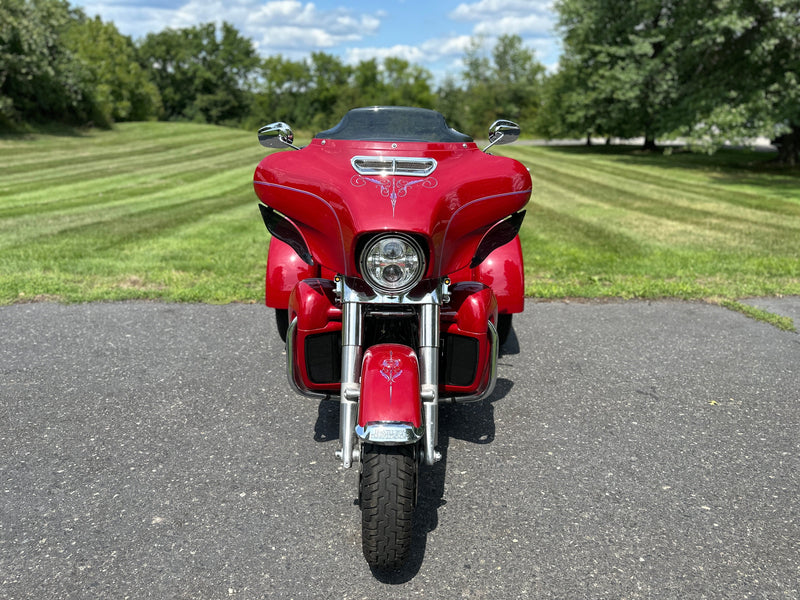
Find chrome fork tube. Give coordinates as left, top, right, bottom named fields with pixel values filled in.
left=338, top=300, right=362, bottom=468
left=419, top=302, right=441, bottom=465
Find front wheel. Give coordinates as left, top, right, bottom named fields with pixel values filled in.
left=275, top=308, right=289, bottom=342
left=359, top=443, right=417, bottom=569
left=497, top=313, right=513, bottom=346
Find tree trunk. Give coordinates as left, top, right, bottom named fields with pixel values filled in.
left=773, top=123, right=800, bottom=166
left=643, top=136, right=657, bottom=151
left=585, top=133, right=592, bottom=146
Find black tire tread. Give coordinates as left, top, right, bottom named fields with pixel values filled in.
left=275, top=308, right=289, bottom=343
left=360, top=444, right=416, bottom=569
left=497, top=313, right=513, bottom=346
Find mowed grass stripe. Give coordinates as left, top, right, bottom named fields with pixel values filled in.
left=0, top=132, right=263, bottom=203
left=506, top=146, right=800, bottom=223
left=1, top=123, right=799, bottom=304
left=0, top=166, right=258, bottom=248
left=524, top=155, right=800, bottom=251
left=0, top=123, right=270, bottom=303
left=505, top=145, right=800, bottom=248
left=0, top=129, right=254, bottom=178
left=497, top=144, right=800, bottom=298
left=0, top=149, right=259, bottom=217
left=0, top=141, right=252, bottom=195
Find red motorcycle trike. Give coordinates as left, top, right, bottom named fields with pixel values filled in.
left=253, top=106, right=531, bottom=569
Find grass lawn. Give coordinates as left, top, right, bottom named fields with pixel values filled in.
left=498, top=144, right=800, bottom=302
left=2, top=123, right=799, bottom=324
left=1, top=122, right=268, bottom=303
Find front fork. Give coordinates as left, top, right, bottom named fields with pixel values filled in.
left=336, top=285, right=442, bottom=469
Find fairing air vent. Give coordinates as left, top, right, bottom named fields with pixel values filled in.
left=351, top=156, right=437, bottom=177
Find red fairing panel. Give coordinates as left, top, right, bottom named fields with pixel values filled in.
left=288, top=279, right=342, bottom=394
left=450, top=235, right=525, bottom=315
left=253, top=139, right=531, bottom=278
left=440, top=282, right=498, bottom=397
left=359, top=344, right=422, bottom=428
left=265, top=238, right=317, bottom=308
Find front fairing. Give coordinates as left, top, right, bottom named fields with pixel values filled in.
left=253, top=137, right=531, bottom=278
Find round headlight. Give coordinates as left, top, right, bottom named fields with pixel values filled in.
left=361, top=234, right=425, bottom=295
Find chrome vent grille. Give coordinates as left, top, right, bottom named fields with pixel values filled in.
left=351, top=156, right=437, bottom=177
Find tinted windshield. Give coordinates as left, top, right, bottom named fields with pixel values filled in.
left=316, top=106, right=473, bottom=143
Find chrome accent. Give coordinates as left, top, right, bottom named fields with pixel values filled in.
left=334, top=278, right=446, bottom=466
left=351, top=156, right=437, bottom=177
left=356, top=422, right=424, bottom=444
left=285, top=317, right=330, bottom=400
left=419, top=303, right=440, bottom=465
left=422, top=401, right=440, bottom=464
left=258, top=122, right=300, bottom=150
left=339, top=276, right=447, bottom=306
left=339, top=301, right=362, bottom=468
left=483, top=119, right=520, bottom=152
left=360, top=234, right=426, bottom=296
left=441, top=319, right=499, bottom=403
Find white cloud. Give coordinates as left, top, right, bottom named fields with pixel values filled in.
left=447, top=0, right=561, bottom=67
left=473, top=13, right=552, bottom=36
left=344, top=35, right=473, bottom=67
left=450, top=0, right=553, bottom=21
left=450, top=0, right=555, bottom=37
left=81, top=0, right=383, bottom=51
left=164, top=0, right=382, bottom=51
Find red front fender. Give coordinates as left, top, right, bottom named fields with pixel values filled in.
left=358, top=344, right=422, bottom=429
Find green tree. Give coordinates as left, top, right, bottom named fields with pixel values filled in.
left=138, top=22, right=258, bottom=125
left=452, top=35, right=545, bottom=137
left=64, top=15, right=161, bottom=124
left=536, top=56, right=605, bottom=143
left=550, top=0, right=800, bottom=160
left=0, top=0, right=94, bottom=127
left=251, top=54, right=436, bottom=131
left=671, top=0, right=800, bottom=164
left=251, top=55, right=313, bottom=126
left=306, top=52, right=351, bottom=129
left=553, top=0, right=682, bottom=149
left=380, top=57, right=434, bottom=108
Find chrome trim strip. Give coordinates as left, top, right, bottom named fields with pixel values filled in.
left=351, top=156, right=437, bottom=177
left=356, top=422, right=424, bottom=445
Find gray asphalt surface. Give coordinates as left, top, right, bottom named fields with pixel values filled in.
left=1, top=299, right=798, bottom=599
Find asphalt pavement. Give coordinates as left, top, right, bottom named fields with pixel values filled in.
left=1, top=299, right=798, bottom=599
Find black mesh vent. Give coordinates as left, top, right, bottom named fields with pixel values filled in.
left=440, top=334, right=479, bottom=387
left=305, top=332, right=342, bottom=384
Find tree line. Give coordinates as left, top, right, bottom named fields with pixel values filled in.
left=2, top=0, right=798, bottom=163
left=0, top=0, right=541, bottom=138
left=543, top=0, right=800, bottom=164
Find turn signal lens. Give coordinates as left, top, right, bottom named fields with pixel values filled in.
left=361, top=235, right=425, bottom=295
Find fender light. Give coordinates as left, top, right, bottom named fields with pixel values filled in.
left=360, top=233, right=425, bottom=295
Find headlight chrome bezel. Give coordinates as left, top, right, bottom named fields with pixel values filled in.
left=360, top=233, right=426, bottom=296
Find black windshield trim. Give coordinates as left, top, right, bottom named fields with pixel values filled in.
left=315, top=106, right=473, bottom=143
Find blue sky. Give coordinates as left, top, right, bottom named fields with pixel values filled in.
left=70, top=0, right=562, bottom=82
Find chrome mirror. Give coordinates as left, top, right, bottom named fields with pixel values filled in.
left=258, top=122, right=299, bottom=150
left=483, top=119, right=521, bottom=152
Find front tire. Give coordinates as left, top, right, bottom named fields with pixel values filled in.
left=497, top=313, right=513, bottom=346
left=359, top=443, right=417, bottom=569
left=275, top=308, right=289, bottom=342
